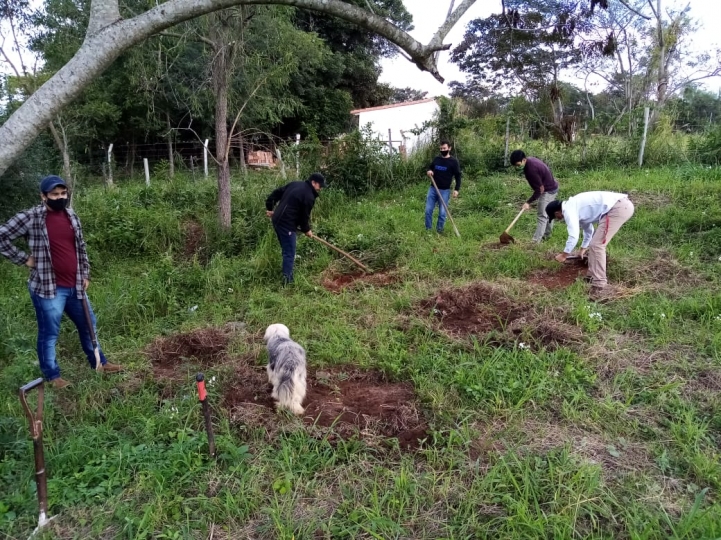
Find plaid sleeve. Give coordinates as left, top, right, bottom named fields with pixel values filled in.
left=71, top=213, right=90, bottom=280
left=0, top=211, right=31, bottom=265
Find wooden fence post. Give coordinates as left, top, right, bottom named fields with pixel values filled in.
left=203, top=139, right=209, bottom=178
left=638, top=106, right=650, bottom=167
left=143, top=158, right=150, bottom=186
left=107, top=143, right=114, bottom=186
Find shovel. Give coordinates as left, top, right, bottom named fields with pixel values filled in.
left=81, top=293, right=102, bottom=371
left=500, top=207, right=526, bottom=244
left=311, top=235, right=372, bottom=274
left=19, top=378, right=58, bottom=537
left=429, top=176, right=460, bottom=238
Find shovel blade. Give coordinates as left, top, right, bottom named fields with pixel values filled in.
left=499, top=232, right=515, bottom=244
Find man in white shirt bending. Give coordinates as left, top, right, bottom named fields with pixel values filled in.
left=545, top=191, right=635, bottom=297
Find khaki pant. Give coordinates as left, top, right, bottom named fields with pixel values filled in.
left=533, top=190, right=557, bottom=243
left=588, top=198, right=635, bottom=288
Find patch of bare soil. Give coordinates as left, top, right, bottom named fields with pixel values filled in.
left=527, top=258, right=588, bottom=290
left=419, top=282, right=583, bottom=349
left=470, top=418, right=658, bottom=483
left=621, top=250, right=708, bottom=289
left=223, top=362, right=428, bottom=450
left=147, top=326, right=233, bottom=379
left=482, top=242, right=512, bottom=250
left=182, top=220, right=207, bottom=259
left=321, top=270, right=399, bottom=292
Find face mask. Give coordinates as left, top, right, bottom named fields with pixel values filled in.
left=45, top=197, right=68, bottom=212
left=441, top=150, right=450, bottom=157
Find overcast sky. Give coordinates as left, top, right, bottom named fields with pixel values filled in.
left=379, top=0, right=721, bottom=96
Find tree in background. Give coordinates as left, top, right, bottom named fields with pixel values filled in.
left=450, top=0, right=614, bottom=143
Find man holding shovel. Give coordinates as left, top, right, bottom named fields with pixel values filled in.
left=0, top=175, right=124, bottom=389
left=510, top=150, right=559, bottom=244
left=425, top=140, right=461, bottom=234
left=265, top=172, right=326, bottom=285
left=546, top=191, right=635, bottom=299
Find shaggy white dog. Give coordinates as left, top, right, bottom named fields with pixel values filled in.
left=263, top=324, right=307, bottom=415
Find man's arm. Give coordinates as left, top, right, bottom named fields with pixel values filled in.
left=72, top=213, right=90, bottom=281
left=265, top=184, right=288, bottom=211
left=524, top=162, right=543, bottom=204
left=0, top=211, right=32, bottom=266
left=427, top=157, right=437, bottom=177
left=580, top=223, right=595, bottom=249
left=299, top=199, right=314, bottom=234
left=563, top=207, right=580, bottom=253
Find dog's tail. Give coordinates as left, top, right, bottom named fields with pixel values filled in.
left=276, top=369, right=306, bottom=415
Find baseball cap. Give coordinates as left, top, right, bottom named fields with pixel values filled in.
left=308, top=172, right=327, bottom=188
left=545, top=200, right=563, bottom=221
left=40, top=175, right=68, bottom=194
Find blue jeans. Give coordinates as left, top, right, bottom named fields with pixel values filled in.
left=425, top=187, right=451, bottom=231
left=274, top=226, right=297, bottom=284
left=29, top=286, right=107, bottom=381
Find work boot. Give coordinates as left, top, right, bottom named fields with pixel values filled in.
left=51, top=377, right=72, bottom=389
left=100, top=362, right=125, bottom=373
left=589, top=286, right=613, bottom=302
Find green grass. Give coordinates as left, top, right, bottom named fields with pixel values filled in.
left=1, top=164, right=720, bottom=539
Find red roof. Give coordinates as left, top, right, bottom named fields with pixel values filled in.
left=350, top=98, right=437, bottom=115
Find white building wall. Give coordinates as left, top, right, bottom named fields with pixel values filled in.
left=355, top=100, right=438, bottom=154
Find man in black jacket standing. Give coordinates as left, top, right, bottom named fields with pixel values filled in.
left=265, top=172, right=326, bottom=284
left=425, top=140, right=461, bottom=233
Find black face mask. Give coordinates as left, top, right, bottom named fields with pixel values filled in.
left=45, top=197, right=68, bottom=212
left=441, top=150, right=450, bottom=157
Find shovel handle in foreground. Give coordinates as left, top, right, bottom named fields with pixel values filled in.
left=505, top=207, right=526, bottom=234
left=81, top=294, right=102, bottom=370
left=429, top=176, right=460, bottom=238
left=19, top=378, right=56, bottom=535
left=196, top=373, right=216, bottom=457
left=311, top=235, right=372, bottom=274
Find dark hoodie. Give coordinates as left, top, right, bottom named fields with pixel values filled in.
left=265, top=180, right=319, bottom=233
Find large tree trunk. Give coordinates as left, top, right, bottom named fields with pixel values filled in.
left=0, top=0, right=473, bottom=178
left=212, top=16, right=232, bottom=230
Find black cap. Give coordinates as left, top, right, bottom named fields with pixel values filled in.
left=308, top=172, right=326, bottom=188
left=546, top=200, right=563, bottom=220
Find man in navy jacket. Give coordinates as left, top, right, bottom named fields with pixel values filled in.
left=265, top=172, right=326, bottom=284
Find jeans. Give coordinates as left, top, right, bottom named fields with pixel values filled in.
left=533, top=190, right=557, bottom=243
left=274, top=226, right=297, bottom=284
left=425, top=187, right=451, bottom=231
left=29, top=286, right=107, bottom=381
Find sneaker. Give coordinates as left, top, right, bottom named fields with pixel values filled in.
left=51, top=377, right=72, bottom=389
left=100, top=362, right=125, bottom=373
left=589, top=286, right=613, bottom=301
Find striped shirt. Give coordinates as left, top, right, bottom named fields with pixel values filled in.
left=0, top=204, right=90, bottom=299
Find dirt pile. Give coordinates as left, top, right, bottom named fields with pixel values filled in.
left=419, top=282, right=583, bottom=349
left=223, top=364, right=428, bottom=450
left=147, top=327, right=233, bottom=379
left=321, top=270, right=398, bottom=292
left=527, top=258, right=588, bottom=290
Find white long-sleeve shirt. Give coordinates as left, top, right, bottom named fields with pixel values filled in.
left=561, top=191, right=628, bottom=253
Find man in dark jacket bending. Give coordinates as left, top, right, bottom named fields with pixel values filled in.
left=265, top=172, right=326, bottom=284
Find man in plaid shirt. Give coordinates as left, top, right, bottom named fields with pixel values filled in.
left=0, top=175, right=124, bottom=388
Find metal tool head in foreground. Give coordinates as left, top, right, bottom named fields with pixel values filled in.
left=499, top=231, right=515, bottom=244
left=19, top=378, right=58, bottom=538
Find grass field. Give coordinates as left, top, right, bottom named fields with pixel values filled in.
left=1, top=164, right=720, bottom=539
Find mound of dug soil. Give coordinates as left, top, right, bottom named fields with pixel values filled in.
left=528, top=259, right=588, bottom=290
left=321, top=270, right=398, bottom=292
left=147, top=326, right=234, bottom=379
left=420, top=282, right=582, bottom=348
left=223, top=362, right=428, bottom=450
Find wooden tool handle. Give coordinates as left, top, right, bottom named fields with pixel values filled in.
left=312, top=235, right=372, bottom=273
left=505, top=208, right=526, bottom=233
